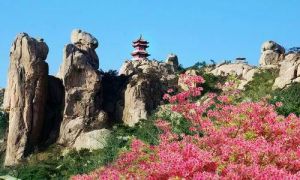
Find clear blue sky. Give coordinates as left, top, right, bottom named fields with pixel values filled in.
left=0, top=0, right=300, bottom=88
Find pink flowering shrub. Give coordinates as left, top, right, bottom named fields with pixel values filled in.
left=73, top=74, right=300, bottom=179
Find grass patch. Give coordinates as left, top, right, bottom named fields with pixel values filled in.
left=0, top=118, right=161, bottom=179
left=243, top=69, right=279, bottom=101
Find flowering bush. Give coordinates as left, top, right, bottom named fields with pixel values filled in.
left=73, top=74, right=300, bottom=179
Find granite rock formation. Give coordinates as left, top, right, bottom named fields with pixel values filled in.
left=3, top=33, right=49, bottom=166
left=210, top=59, right=256, bottom=89
left=119, top=59, right=177, bottom=126
left=57, top=29, right=108, bottom=148
left=166, top=54, right=179, bottom=71
left=273, top=53, right=300, bottom=89
left=259, top=41, right=285, bottom=67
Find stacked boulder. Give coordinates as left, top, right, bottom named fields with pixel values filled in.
left=259, top=40, right=285, bottom=67
left=257, top=40, right=300, bottom=89
left=57, top=29, right=109, bottom=149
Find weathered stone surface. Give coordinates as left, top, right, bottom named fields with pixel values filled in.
left=0, top=89, right=4, bottom=107
left=211, top=63, right=253, bottom=77
left=3, top=33, right=49, bottom=166
left=237, top=68, right=259, bottom=90
left=119, top=59, right=176, bottom=84
left=273, top=53, right=300, bottom=89
left=165, top=54, right=179, bottom=71
left=73, top=129, right=110, bottom=150
left=122, top=74, right=162, bottom=126
left=259, top=41, right=285, bottom=66
left=119, top=59, right=177, bottom=126
left=209, top=61, right=256, bottom=90
left=70, top=29, right=99, bottom=69
left=58, top=29, right=107, bottom=147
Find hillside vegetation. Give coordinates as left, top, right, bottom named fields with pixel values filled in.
left=1, top=67, right=300, bottom=179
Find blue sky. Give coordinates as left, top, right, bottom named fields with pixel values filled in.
left=0, top=0, right=300, bottom=88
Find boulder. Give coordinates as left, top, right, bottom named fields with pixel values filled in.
left=259, top=41, right=285, bottom=66
left=73, top=129, right=110, bottom=151
left=3, top=33, right=49, bottom=166
left=273, top=53, right=300, bottom=89
left=210, top=63, right=253, bottom=77
left=209, top=61, right=256, bottom=90
left=57, top=29, right=108, bottom=147
left=119, top=59, right=177, bottom=126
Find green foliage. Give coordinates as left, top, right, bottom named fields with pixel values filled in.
left=200, top=72, right=226, bottom=94
left=177, top=64, right=185, bottom=74
left=0, top=112, right=8, bottom=168
left=0, top=112, right=8, bottom=139
left=0, top=89, right=4, bottom=106
left=155, top=108, right=195, bottom=136
left=180, top=65, right=226, bottom=95
left=270, top=83, right=300, bottom=116
left=0, top=147, right=107, bottom=180
left=243, top=69, right=279, bottom=101
left=0, top=119, right=161, bottom=179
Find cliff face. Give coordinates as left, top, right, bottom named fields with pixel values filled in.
left=119, top=59, right=177, bottom=126
left=3, top=30, right=178, bottom=165
left=2, top=30, right=299, bottom=166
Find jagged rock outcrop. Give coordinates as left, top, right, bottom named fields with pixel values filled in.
left=273, top=53, right=300, bottom=89
left=57, top=29, right=109, bottom=148
left=119, top=59, right=177, bottom=126
left=259, top=41, right=285, bottom=67
left=3, top=33, right=49, bottom=166
left=166, top=54, right=179, bottom=71
left=210, top=60, right=256, bottom=89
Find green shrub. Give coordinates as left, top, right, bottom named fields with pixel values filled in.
left=0, top=112, right=8, bottom=139
left=0, top=89, right=4, bottom=106
left=0, top=118, right=161, bottom=179
left=154, top=107, right=199, bottom=136
left=243, top=69, right=279, bottom=101
left=201, top=72, right=226, bottom=94
left=270, top=83, right=300, bottom=116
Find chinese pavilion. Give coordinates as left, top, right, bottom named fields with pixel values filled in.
left=131, top=35, right=150, bottom=60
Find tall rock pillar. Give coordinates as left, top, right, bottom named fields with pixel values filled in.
left=3, top=33, right=49, bottom=166
left=57, top=29, right=108, bottom=147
